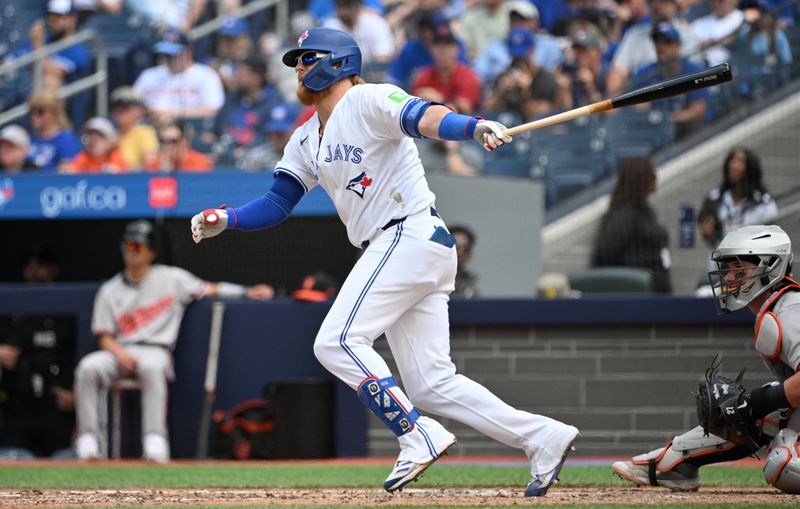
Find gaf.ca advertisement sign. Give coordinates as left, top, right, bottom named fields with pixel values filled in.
left=0, top=172, right=334, bottom=220
left=40, top=179, right=127, bottom=218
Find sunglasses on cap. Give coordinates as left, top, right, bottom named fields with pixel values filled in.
left=296, top=51, right=329, bottom=66
left=122, top=240, right=149, bottom=253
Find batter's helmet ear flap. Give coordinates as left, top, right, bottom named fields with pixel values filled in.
left=282, top=28, right=362, bottom=91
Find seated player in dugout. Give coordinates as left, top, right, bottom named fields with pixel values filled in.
left=74, top=219, right=274, bottom=462
left=613, top=225, right=800, bottom=494
left=191, top=27, right=578, bottom=497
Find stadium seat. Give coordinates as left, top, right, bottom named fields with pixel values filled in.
left=482, top=111, right=532, bottom=177
left=600, top=109, right=674, bottom=162
left=568, top=267, right=655, bottom=294
left=82, top=6, right=155, bottom=94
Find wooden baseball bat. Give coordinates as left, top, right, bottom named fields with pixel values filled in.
left=503, top=63, right=732, bottom=136
left=195, top=301, right=225, bottom=459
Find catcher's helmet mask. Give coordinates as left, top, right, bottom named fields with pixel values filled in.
left=709, top=225, right=793, bottom=313
left=282, top=28, right=362, bottom=92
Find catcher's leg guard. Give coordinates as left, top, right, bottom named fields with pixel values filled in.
left=764, top=428, right=800, bottom=494
left=614, top=426, right=753, bottom=491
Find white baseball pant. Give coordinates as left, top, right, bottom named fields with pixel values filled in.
left=75, top=344, right=172, bottom=441
left=313, top=208, right=571, bottom=472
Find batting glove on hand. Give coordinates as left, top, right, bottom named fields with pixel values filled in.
left=191, top=207, right=228, bottom=244
left=473, top=120, right=512, bottom=152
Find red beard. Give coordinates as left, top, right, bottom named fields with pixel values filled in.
left=297, top=83, right=333, bottom=106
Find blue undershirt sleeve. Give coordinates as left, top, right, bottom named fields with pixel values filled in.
left=227, top=172, right=304, bottom=231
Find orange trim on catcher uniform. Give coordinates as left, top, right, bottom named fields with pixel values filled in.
left=632, top=439, right=672, bottom=466
left=635, top=439, right=738, bottom=473
left=755, top=311, right=783, bottom=359
left=767, top=445, right=793, bottom=485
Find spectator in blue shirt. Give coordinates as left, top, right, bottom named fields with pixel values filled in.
left=474, top=1, right=564, bottom=86
left=531, top=0, right=568, bottom=32
left=26, top=91, right=81, bottom=171
left=11, top=0, right=92, bottom=126
left=309, top=0, right=384, bottom=22
left=208, top=55, right=284, bottom=166
left=389, top=12, right=470, bottom=90
left=632, top=22, right=708, bottom=139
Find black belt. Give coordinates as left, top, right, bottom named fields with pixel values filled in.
left=362, top=207, right=439, bottom=249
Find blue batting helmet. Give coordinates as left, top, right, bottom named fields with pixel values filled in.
left=282, top=28, right=362, bottom=92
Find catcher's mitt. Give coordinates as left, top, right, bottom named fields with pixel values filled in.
left=695, top=355, right=760, bottom=449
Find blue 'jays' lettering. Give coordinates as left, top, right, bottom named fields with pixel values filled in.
left=324, top=143, right=364, bottom=164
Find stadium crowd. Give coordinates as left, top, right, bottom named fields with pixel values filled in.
left=0, top=0, right=797, bottom=186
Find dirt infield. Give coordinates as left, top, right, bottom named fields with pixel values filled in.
left=2, top=487, right=798, bottom=507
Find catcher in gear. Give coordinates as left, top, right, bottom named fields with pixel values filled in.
left=613, top=225, right=800, bottom=493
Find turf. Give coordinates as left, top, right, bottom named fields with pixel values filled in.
left=0, top=464, right=765, bottom=489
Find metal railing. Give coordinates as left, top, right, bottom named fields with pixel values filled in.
left=0, top=29, right=108, bottom=126
left=188, top=0, right=288, bottom=43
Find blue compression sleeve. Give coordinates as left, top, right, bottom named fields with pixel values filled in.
left=227, top=172, right=304, bottom=230
left=438, top=112, right=480, bottom=141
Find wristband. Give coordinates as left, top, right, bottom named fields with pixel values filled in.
left=749, top=381, right=790, bottom=419
left=217, top=282, right=247, bottom=299
left=438, top=112, right=480, bottom=141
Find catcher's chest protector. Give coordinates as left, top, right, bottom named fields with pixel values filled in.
left=755, top=281, right=800, bottom=381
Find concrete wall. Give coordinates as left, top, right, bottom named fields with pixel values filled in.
left=368, top=318, right=768, bottom=458
left=429, top=175, right=545, bottom=297
left=541, top=87, right=800, bottom=295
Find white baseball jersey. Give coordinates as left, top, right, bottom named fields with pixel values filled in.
left=91, top=264, right=207, bottom=349
left=274, top=83, right=436, bottom=248
left=133, top=63, right=225, bottom=114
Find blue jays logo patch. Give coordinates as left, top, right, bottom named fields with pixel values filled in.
left=0, top=178, right=14, bottom=211
left=346, top=171, right=373, bottom=199
left=298, top=31, right=309, bottom=47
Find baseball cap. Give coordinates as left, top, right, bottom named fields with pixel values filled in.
left=651, top=22, right=681, bottom=43
left=292, top=272, right=338, bottom=302
left=507, top=28, right=535, bottom=58
left=266, top=103, right=298, bottom=133
left=0, top=124, right=31, bottom=149
left=219, top=16, right=249, bottom=37
left=508, top=0, right=539, bottom=20
left=418, top=10, right=448, bottom=31
left=122, top=219, right=156, bottom=249
left=47, top=0, right=74, bottom=15
left=432, top=23, right=457, bottom=45
left=110, top=86, right=144, bottom=107
left=154, top=30, right=190, bottom=55
left=571, top=29, right=605, bottom=50
left=83, top=117, right=117, bottom=141
left=239, top=55, right=268, bottom=78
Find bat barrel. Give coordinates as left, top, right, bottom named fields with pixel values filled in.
left=611, top=63, right=732, bottom=109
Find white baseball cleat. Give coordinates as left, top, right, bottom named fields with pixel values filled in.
left=143, top=433, right=170, bottom=464
left=383, top=437, right=456, bottom=493
left=75, top=433, right=101, bottom=461
left=612, top=460, right=700, bottom=491
left=525, top=425, right=579, bottom=497
left=384, top=418, right=457, bottom=493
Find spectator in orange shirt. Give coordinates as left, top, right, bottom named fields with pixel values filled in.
left=69, top=117, right=126, bottom=173
left=148, top=122, right=212, bottom=172
left=412, top=24, right=483, bottom=176
left=412, top=23, right=482, bottom=114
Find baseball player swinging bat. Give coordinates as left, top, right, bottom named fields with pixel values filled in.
left=503, top=63, right=732, bottom=136
left=195, top=301, right=225, bottom=459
